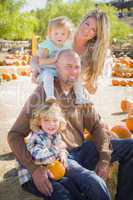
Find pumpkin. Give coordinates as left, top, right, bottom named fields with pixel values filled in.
left=121, top=99, right=133, bottom=112
left=83, top=128, right=93, bottom=140
left=119, top=80, right=127, bottom=86
left=111, top=124, right=132, bottom=139
left=2, top=73, right=12, bottom=81
left=112, top=79, right=120, bottom=86
left=47, top=160, right=65, bottom=180
left=12, top=73, right=18, bottom=80
left=20, top=71, right=28, bottom=76
left=127, top=81, right=133, bottom=87
left=126, top=115, right=133, bottom=131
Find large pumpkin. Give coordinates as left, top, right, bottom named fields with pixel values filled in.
left=111, top=124, right=131, bottom=139
left=47, top=160, right=65, bottom=180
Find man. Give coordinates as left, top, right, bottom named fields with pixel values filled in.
left=8, top=50, right=133, bottom=200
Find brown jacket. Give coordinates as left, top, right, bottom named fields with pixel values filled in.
left=8, top=80, right=112, bottom=173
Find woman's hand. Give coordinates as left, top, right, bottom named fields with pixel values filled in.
left=32, top=166, right=53, bottom=196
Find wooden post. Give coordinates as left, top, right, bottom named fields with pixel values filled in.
left=32, top=34, right=37, bottom=56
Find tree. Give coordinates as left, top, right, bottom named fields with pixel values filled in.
left=0, top=0, right=38, bottom=40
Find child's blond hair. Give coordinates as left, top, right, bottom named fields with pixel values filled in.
left=30, top=99, right=66, bottom=132
left=47, top=16, right=74, bottom=40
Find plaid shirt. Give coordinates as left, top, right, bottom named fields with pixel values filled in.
left=17, top=130, right=67, bottom=185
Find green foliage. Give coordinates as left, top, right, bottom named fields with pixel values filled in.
left=35, top=0, right=95, bottom=40
left=0, top=0, right=132, bottom=42
left=97, top=4, right=133, bottom=42
left=0, top=0, right=38, bottom=40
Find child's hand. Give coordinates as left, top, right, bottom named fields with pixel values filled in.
left=52, top=55, right=58, bottom=63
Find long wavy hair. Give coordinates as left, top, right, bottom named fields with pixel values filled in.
left=80, top=10, right=110, bottom=85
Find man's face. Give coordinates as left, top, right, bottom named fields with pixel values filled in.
left=56, top=52, right=81, bottom=85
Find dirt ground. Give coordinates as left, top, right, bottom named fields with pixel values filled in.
left=0, top=77, right=133, bottom=200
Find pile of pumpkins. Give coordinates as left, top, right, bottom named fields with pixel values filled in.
left=0, top=52, right=31, bottom=66
left=112, top=56, right=133, bottom=87
left=0, top=52, right=32, bottom=82
left=83, top=98, right=133, bottom=140
left=1, top=70, right=31, bottom=81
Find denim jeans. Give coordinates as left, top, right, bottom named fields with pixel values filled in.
left=67, top=159, right=111, bottom=200
left=39, top=68, right=57, bottom=98
left=69, top=139, right=133, bottom=200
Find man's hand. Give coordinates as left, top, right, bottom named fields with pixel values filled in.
left=96, top=161, right=110, bottom=181
left=32, top=166, right=53, bottom=196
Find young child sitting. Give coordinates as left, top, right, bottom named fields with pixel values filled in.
left=31, top=16, right=90, bottom=104
left=17, top=99, right=110, bottom=200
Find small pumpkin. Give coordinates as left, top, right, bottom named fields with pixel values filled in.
left=112, top=79, right=120, bottom=86
left=20, top=71, right=28, bottom=76
left=119, top=80, right=127, bottom=86
left=12, top=73, right=18, bottom=80
left=83, top=128, right=93, bottom=140
left=47, top=160, right=65, bottom=180
left=111, top=124, right=132, bottom=139
left=127, top=81, right=133, bottom=87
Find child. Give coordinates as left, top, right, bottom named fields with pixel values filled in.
left=17, top=99, right=111, bottom=200
left=32, top=16, right=90, bottom=104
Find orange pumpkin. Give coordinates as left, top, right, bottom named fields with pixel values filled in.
left=121, top=99, right=133, bottom=112
left=20, top=71, right=28, bottom=76
left=112, top=79, right=119, bottom=86
left=126, top=115, right=133, bottom=131
left=83, top=128, right=93, bottom=140
left=111, top=124, right=132, bottom=139
left=119, top=80, right=127, bottom=86
left=2, top=73, right=12, bottom=81
left=12, top=73, right=18, bottom=80
left=127, top=81, right=133, bottom=87
left=47, top=160, right=65, bottom=180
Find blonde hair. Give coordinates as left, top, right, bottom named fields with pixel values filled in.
left=80, top=10, right=110, bottom=84
left=30, top=99, right=66, bottom=132
left=47, top=16, right=74, bottom=40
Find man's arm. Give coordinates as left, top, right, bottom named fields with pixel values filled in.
left=8, top=86, right=45, bottom=173
left=83, top=104, right=112, bottom=179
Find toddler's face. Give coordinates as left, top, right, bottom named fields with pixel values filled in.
left=50, top=27, right=69, bottom=46
left=40, top=117, right=60, bottom=135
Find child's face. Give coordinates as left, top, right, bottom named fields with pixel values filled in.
left=40, top=117, right=60, bottom=135
left=50, top=27, right=69, bottom=46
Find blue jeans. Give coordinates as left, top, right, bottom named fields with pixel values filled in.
left=69, top=139, right=133, bottom=200
left=39, top=67, right=57, bottom=98
left=67, top=159, right=111, bottom=200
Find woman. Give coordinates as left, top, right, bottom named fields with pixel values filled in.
left=73, top=10, right=110, bottom=94
left=31, top=10, right=110, bottom=94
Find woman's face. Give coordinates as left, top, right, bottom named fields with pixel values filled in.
left=78, top=17, right=97, bottom=41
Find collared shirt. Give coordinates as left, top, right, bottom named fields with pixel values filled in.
left=8, top=79, right=112, bottom=174
left=17, top=130, right=67, bottom=185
